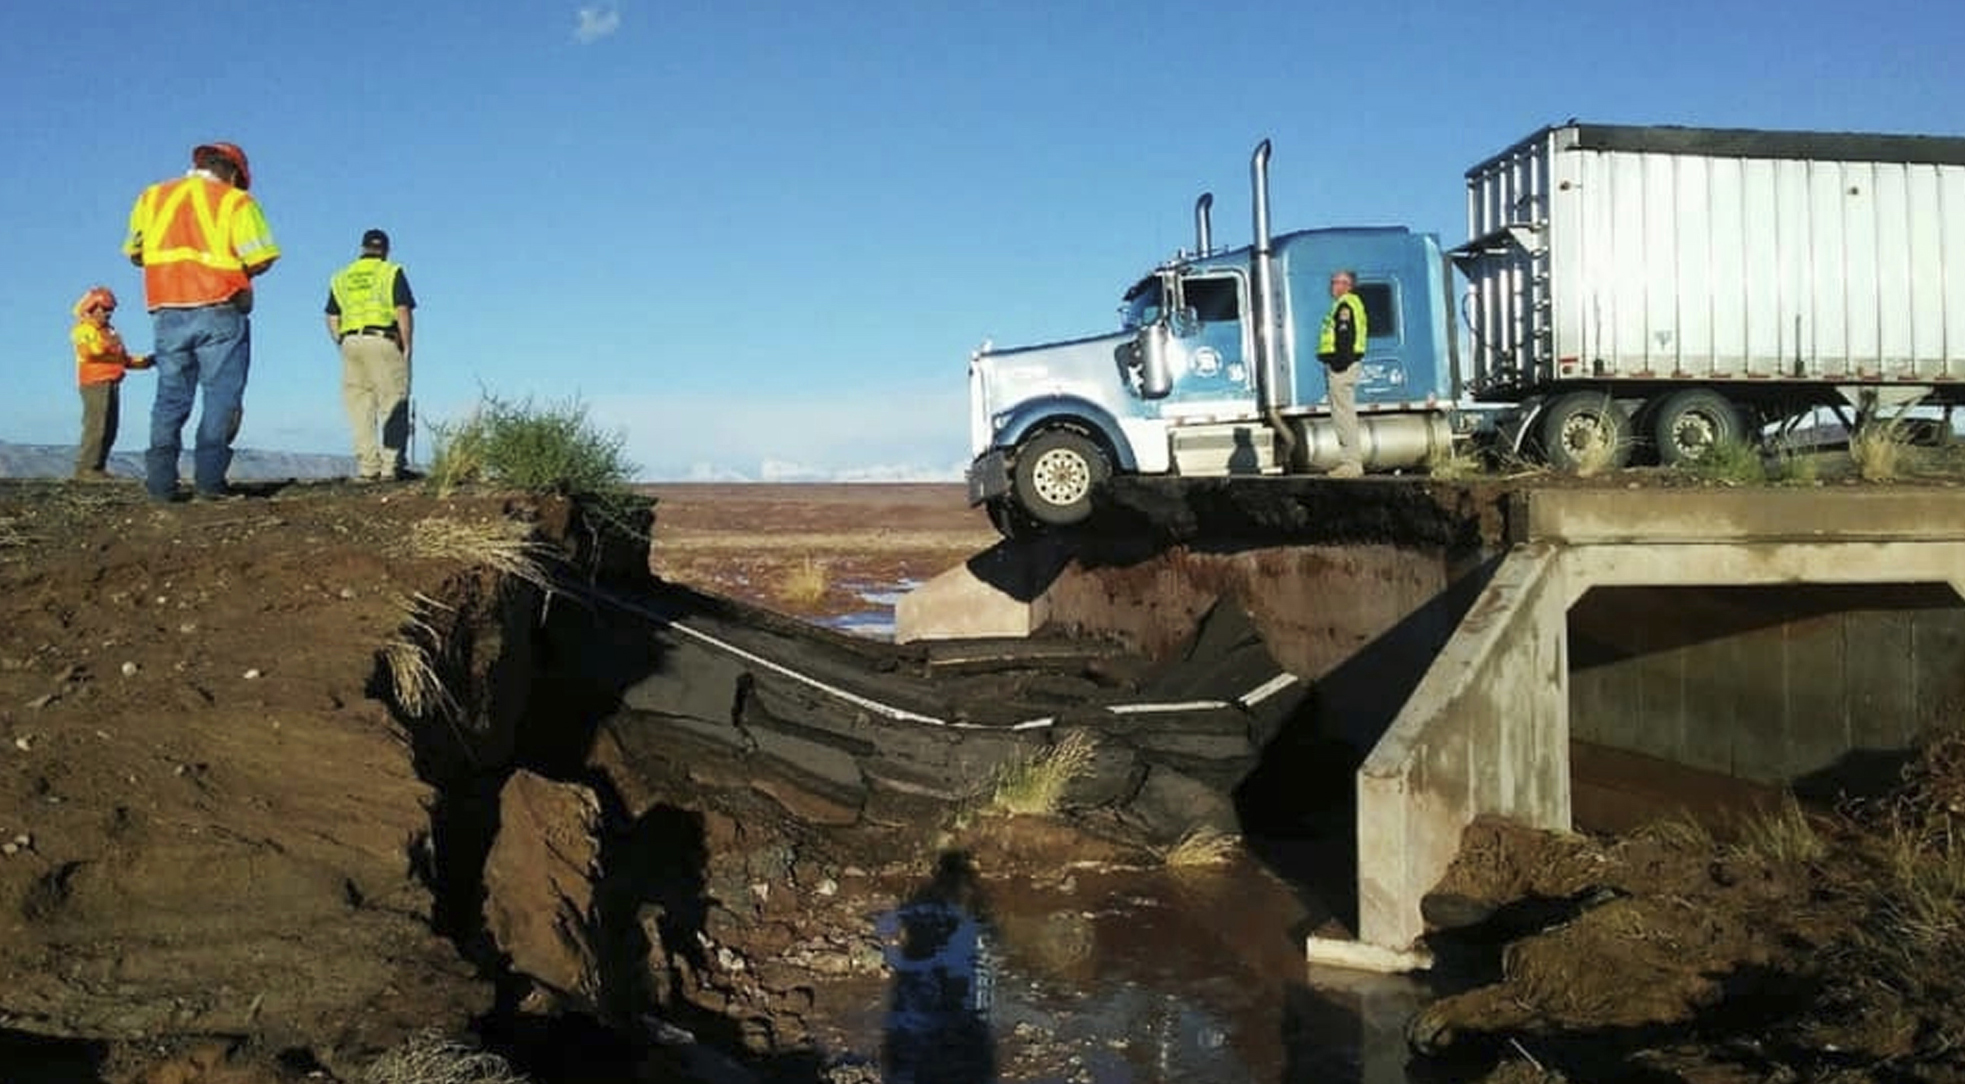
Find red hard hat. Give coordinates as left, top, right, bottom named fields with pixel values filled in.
left=73, top=285, right=117, bottom=318
left=192, top=141, right=252, bottom=191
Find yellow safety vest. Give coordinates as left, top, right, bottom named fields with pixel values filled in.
left=1318, top=291, right=1368, bottom=359
left=330, top=258, right=403, bottom=332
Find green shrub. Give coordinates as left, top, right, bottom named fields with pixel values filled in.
left=1677, top=438, right=1765, bottom=485
left=429, top=393, right=637, bottom=499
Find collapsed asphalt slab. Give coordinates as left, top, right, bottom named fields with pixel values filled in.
left=588, top=578, right=1312, bottom=843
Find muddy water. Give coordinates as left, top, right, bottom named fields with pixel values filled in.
left=815, top=854, right=1433, bottom=1084
left=813, top=583, right=1435, bottom=1082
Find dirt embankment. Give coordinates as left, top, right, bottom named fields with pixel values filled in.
left=1411, top=737, right=1965, bottom=1084
left=0, top=481, right=520, bottom=1080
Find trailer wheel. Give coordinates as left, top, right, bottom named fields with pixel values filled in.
left=1538, top=392, right=1632, bottom=473
left=1013, top=429, right=1109, bottom=526
left=1651, top=389, right=1746, bottom=467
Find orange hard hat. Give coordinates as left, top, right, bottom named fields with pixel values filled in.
left=192, top=141, right=251, bottom=190
left=72, top=286, right=117, bottom=319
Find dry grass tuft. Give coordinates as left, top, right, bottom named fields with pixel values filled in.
left=1425, top=441, right=1489, bottom=481
left=1634, top=810, right=1716, bottom=851
left=991, top=730, right=1099, bottom=816
left=1733, top=793, right=1827, bottom=865
left=361, top=1029, right=532, bottom=1084
left=1851, top=418, right=1915, bottom=482
left=381, top=592, right=459, bottom=722
left=777, top=555, right=830, bottom=606
left=0, top=515, right=29, bottom=550
left=1875, top=819, right=1965, bottom=947
left=1161, top=827, right=1242, bottom=870
left=404, top=516, right=554, bottom=591
left=381, top=637, right=455, bottom=721
left=1766, top=441, right=1822, bottom=486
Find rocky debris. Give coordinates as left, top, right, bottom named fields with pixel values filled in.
left=482, top=771, right=605, bottom=1012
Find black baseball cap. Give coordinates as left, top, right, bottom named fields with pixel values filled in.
left=361, top=228, right=390, bottom=250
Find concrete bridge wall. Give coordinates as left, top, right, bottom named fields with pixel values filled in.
left=1354, top=545, right=1571, bottom=956
left=1343, top=493, right=1965, bottom=964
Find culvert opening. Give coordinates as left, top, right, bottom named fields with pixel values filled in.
left=1567, top=581, right=1965, bottom=833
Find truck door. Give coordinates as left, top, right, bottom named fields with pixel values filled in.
left=1161, top=273, right=1255, bottom=413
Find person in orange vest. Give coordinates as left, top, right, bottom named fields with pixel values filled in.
left=70, top=286, right=153, bottom=482
left=122, top=142, right=280, bottom=502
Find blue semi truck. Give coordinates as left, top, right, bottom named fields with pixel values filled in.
left=966, top=123, right=1965, bottom=534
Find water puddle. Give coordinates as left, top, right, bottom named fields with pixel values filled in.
left=825, top=852, right=1433, bottom=1084
left=821, top=578, right=921, bottom=641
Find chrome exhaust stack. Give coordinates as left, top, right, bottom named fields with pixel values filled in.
left=1250, top=141, right=1280, bottom=408
left=1248, top=139, right=1298, bottom=465
left=1194, top=192, right=1214, bottom=256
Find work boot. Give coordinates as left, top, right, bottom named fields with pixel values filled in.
left=71, top=469, right=116, bottom=483
left=1329, top=462, right=1365, bottom=479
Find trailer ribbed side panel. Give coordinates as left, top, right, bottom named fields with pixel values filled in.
left=1460, top=124, right=1965, bottom=395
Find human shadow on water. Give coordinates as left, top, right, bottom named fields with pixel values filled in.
left=878, top=850, right=998, bottom=1084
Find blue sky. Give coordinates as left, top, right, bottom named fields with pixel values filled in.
left=4, top=0, right=1961, bottom=480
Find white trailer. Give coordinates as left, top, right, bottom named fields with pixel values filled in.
left=1454, top=123, right=1965, bottom=467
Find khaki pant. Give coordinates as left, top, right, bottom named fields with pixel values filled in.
left=76, top=381, right=121, bottom=474
left=1327, top=361, right=1362, bottom=469
left=340, top=335, right=410, bottom=478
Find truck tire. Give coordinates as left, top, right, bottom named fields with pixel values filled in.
left=1650, top=389, right=1745, bottom=467
left=1537, top=392, right=1632, bottom=473
left=1013, top=429, right=1109, bottom=526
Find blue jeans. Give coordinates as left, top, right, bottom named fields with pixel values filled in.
left=146, top=305, right=250, bottom=499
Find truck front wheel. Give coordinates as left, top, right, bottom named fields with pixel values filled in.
left=1013, top=429, right=1109, bottom=526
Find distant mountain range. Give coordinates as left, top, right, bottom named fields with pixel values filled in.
left=0, top=441, right=355, bottom=481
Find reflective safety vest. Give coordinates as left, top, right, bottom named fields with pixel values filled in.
left=1318, top=292, right=1368, bottom=359
left=329, top=258, right=404, bottom=333
left=72, top=320, right=133, bottom=387
left=123, top=174, right=279, bottom=310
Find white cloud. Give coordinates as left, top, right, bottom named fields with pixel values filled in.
left=573, top=5, right=621, bottom=44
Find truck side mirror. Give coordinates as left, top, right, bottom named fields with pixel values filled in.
left=1135, top=322, right=1174, bottom=399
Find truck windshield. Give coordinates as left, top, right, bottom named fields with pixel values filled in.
left=1120, top=277, right=1163, bottom=330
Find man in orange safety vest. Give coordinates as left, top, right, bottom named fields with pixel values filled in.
left=123, top=141, right=279, bottom=501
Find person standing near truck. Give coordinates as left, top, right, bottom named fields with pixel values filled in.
left=325, top=228, right=416, bottom=481
left=69, top=286, right=152, bottom=481
left=123, top=141, right=280, bottom=501
left=1317, top=269, right=1368, bottom=478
